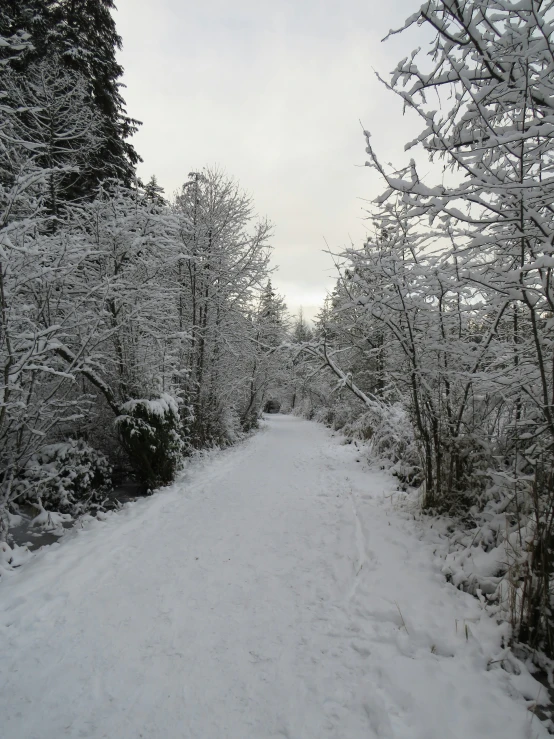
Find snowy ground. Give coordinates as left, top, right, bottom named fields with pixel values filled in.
left=0, top=415, right=549, bottom=738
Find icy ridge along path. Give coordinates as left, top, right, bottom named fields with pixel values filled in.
left=0, top=415, right=548, bottom=739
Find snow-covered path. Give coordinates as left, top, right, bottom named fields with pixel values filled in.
left=0, top=415, right=548, bottom=739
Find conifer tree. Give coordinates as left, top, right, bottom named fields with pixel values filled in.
left=0, top=0, right=140, bottom=199
left=258, top=280, right=287, bottom=349
left=292, top=308, right=313, bottom=344
left=143, top=175, right=166, bottom=207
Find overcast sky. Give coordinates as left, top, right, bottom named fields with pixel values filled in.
left=113, top=0, right=425, bottom=320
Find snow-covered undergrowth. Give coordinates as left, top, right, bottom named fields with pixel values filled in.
left=14, top=439, right=112, bottom=513
left=313, top=408, right=554, bottom=719
left=411, top=494, right=554, bottom=682
left=1, top=436, right=231, bottom=577
left=340, top=403, right=422, bottom=488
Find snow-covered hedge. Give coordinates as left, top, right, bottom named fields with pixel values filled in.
left=15, top=439, right=112, bottom=514
left=116, top=393, right=184, bottom=489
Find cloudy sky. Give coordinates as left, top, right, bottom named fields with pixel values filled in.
left=113, top=0, right=425, bottom=320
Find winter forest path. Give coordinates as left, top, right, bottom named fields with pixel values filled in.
left=0, top=416, right=547, bottom=739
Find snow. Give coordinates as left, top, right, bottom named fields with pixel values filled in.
left=29, top=505, right=72, bottom=530
left=118, top=392, right=180, bottom=420
left=0, top=415, right=549, bottom=739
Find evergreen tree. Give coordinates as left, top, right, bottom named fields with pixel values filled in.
left=5, top=58, right=99, bottom=218
left=292, top=308, right=313, bottom=344
left=143, top=175, right=166, bottom=207
left=0, top=0, right=140, bottom=199
left=258, top=280, right=287, bottom=349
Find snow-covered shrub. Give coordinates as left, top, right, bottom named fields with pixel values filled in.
left=307, top=392, right=356, bottom=430
left=313, top=405, right=335, bottom=426
left=430, top=461, right=554, bottom=659
left=292, top=397, right=314, bottom=419
left=343, top=403, right=423, bottom=487
left=208, top=403, right=243, bottom=445
left=328, top=404, right=353, bottom=431
left=189, top=398, right=243, bottom=447
left=15, top=439, right=112, bottom=514
left=116, top=393, right=184, bottom=489
left=241, top=406, right=259, bottom=432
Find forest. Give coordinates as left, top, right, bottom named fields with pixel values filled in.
left=0, top=1, right=291, bottom=531
left=2, top=0, right=554, bottom=686
left=290, top=0, right=554, bottom=665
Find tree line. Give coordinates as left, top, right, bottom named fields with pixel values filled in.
left=290, top=0, right=554, bottom=660
left=0, top=1, right=287, bottom=546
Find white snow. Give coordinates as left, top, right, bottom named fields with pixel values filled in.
left=0, top=415, right=549, bottom=738
left=117, top=392, right=180, bottom=420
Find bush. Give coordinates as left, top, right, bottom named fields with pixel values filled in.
left=343, top=403, right=423, bottom=487
left=116, top=393, right=184, bottom=489
left=369, top=404, right=422, bottom=487
left=15, top=439, right=112, bottom=514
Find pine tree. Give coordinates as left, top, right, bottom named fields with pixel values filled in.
left=5, top=58, right=99, bottom=218
left=143, top=175, right=166, bottom=208
left=0, top=0, right=140, bottom=199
